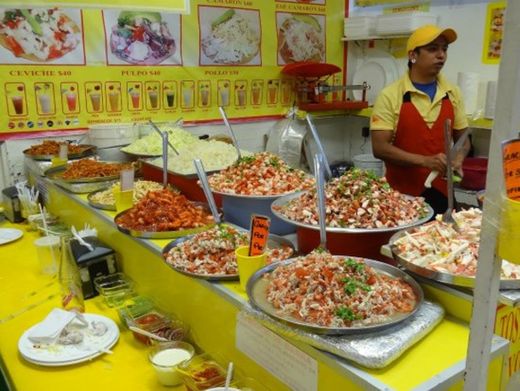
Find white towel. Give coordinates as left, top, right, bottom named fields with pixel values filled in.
left=27, top=308, right=77, bottom=344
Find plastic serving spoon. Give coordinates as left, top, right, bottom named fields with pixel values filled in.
left=307, top=113, right=332, bottom=179
left=194, top=159, right=222, bottom=224
left=218, top=106, right=242, bottom=160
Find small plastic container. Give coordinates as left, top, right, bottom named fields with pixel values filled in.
left=149, top=341, right=195, bottom=386
left=117, top=296, right=156, bottom=326
left=129, top=310, right=188, bottom=345
left=93, top=272, right=135, bottom=308
left=178, top=354, right=228, bottom=391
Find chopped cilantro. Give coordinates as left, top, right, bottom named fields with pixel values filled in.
left=336, top=306, right=359, bottom=321
left=236, top=156, right=255, bottom=165
left=268, top=157, right=280, bottom=168
left=344, top=258, right=365, bottom=274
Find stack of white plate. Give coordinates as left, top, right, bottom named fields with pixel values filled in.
left=375, top=12, right=438, bottom=36
left=352, top=49, right=401, bottom=105
left=344, top=16, right=376, bottom=39
left=18, top=313, right=119, bottom=366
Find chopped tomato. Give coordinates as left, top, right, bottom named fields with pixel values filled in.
left=132, top=26, right=146, bottom=42
left=54, top=31, right=67, bottom=42
left=6, top=20, right=17, bottom=29
left=5, top=36, right=24, bottom=56
left=322, top=267, right=334, bottom=281
left=47, top=45, right=63, bottom=59
left=294, top=267, right=309, bottom=278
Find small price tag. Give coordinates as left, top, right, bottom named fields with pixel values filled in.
left=249, top=214, right=270, bottom=256
left=120, top=168, right=135, bottom=192
left=59, top=143, right=68, bottom=160
left=502, top=138, right=520, bottom=200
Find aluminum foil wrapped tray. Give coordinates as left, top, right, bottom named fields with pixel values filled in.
left=241, top=300, right=444, bottom=368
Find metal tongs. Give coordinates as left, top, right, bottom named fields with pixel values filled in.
left=149, top=120, right=179, bottom=155
left=194, top=159, right=221, bottom=224
left=442, top=119, right=459, bottom=230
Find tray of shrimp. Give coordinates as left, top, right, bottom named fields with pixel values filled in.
left=247, top=250, right=423, bottom=335
left=114, top=188, right=218, bottom=239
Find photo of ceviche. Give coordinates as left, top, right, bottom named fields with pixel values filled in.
left=263, top=251, right=418, bottom=327
left=207, top=152, right=315, bottom=196
left=392, top=208, right=520, bottom=280
left=200, top=7, right=261, bottom=65
left=277, top=13, right=325, bottom=64
left=275, top=168, right=429, bottom=229
left=164, top=225, right=294, bottom=277
left=105, top=10, right=179, bottom=65
left=115, top=188, right=214, bottom=232
left=0, top=8, right=83, bottom=63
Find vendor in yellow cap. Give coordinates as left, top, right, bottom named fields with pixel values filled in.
left=370, top=24, right=470, bottom=215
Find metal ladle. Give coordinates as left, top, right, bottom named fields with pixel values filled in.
left=314, top=153, right=328, bottom=250
left=218, top=106, right=242, bottom=160
left=194, top=159, right=221, bottom=224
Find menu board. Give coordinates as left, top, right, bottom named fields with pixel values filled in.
left=0, top=0, right=345, bottom=135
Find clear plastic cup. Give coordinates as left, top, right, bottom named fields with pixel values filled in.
left=149, top=341, right=195, bottom=386
left=34, top=235, right=60, bottom=275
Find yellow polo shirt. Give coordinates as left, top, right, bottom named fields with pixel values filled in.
left=370, top=72, right=468, bottom=132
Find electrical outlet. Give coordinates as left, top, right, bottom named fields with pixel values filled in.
left=362, top=127, right=370, bottom=138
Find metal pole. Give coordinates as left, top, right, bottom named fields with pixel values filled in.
left=464, top=3, right=520, bottom=389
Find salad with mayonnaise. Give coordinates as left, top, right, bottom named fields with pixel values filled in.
left=0, top=8, right=81, bottom=62
left=201, top=9, right=260, bottom=65
left=110, top=11, right=175, bottom=65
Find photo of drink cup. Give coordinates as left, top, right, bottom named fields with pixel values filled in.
left=166, top=91, right=175, bottom=108
left=200, top=89, right=209, bottom=106
left=281, top=81, right=292, bottom=105
left=108, top=91, right=120, bottom=111
left=35, top=83, right=54, bottom=115
left=251, top=81, right=263, bottom=106
left=130, top=90, right=140, bottom=109
left=267, top=80, right=279, bottom=104
left=181, top=82, right=194, bottom=108
left=11, top=95, right=24, bottom=115
left=219, top=88, right=229, bottom=106
left=90, top=92, right=101, bottom=111
left=198, top=81, right=210, bottom=108
left=66, top=92, right=77, bottom=111
left=237, top=88, right=246, bottom=106
left=38, top=93, right=52, bottom=114
left=148, top=90, right=159, bottom=109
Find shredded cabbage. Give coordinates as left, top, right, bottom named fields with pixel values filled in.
left=150, top=140, right=250, bottom=174
left=121, top=125, right=198, bottom=155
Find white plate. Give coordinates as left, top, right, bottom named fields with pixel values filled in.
left=0, top=228, right=23, bottom=245
left=18, top=313, right=119, bottom=366
left=353, top=50, right=400, bottom=105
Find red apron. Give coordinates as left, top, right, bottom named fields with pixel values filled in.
left=385, top=91, right=454, bottom=197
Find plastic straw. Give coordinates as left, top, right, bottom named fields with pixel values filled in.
left=224, top=362, right=234, bottom=390
left=38, top=203, right=49, bottom=235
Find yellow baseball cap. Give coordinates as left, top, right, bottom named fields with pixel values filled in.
left=406, top=24, right=457, bottom=52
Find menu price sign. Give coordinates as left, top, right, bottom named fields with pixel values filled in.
left=249, top=214, right=270, bottom=256
left=502, top=138, right=520, bottom=200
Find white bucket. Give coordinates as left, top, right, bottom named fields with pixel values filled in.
left=88, top=123, right=139, bottom=148
left=353, top=154, right=384, bottom=177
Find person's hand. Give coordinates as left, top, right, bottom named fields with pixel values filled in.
left=452, top=152, right=464, bottom=174
left=422, top=153, right=447, bottom=173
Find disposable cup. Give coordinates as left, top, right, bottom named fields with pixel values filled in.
left=34, top=235, right=60, bottom=275
left=149, top=341, right=195, bottom=386
left=498, top=197, right=520, bottom=264
left=235, top=245, right=266, bottom=291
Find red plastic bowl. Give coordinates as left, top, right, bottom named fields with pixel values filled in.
left=461, top=157, right=488, bottom=190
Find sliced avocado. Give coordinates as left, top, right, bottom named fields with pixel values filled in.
left=118, top=10, right=162, bottom=24
left=211, top=9, right=235, bottom=29
left=293, top=14, right=321, bottom=32
left=21, top=9, right=43, bottom=36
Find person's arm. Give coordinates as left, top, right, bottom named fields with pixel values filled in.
left=371, top=129, right=448, bottom=172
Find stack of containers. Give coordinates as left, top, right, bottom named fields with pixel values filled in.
left=375, top=12, right=437, bottom=36
left=344, top=16, right=376, bottom=39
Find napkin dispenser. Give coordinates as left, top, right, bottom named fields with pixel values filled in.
left=70, top=236, right=117, bottom=299
left=2, top=186, right=23, bottom=223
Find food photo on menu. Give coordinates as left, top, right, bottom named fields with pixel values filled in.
left=0, top=8, right=84, bottom=64
left=199, top=6, right=261, bottom=66
left=103, top=10, right=181, bottom=65
left=277, top=0, right=326, bottom=3
left=277, top=12, right=325, bottom=64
